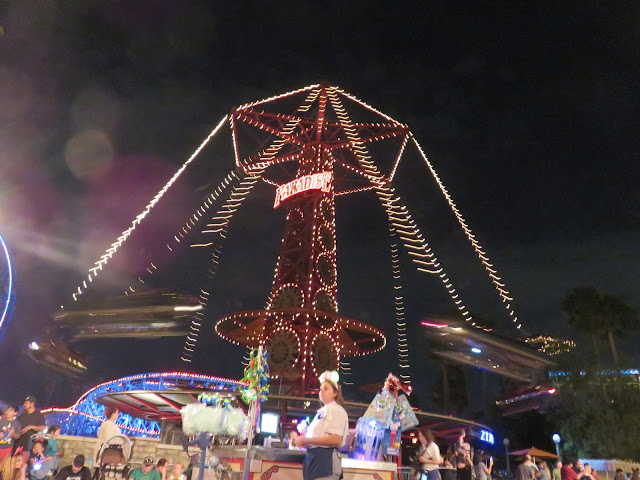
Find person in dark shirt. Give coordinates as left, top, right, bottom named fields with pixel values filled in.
left=54, top=455, right=91, bottom=480
left=15, top=397, right=46, bottom=462
left=582, top=464, right=595, bottom=480
left=0, top=405, right=21, bottom=463
left=456, top=443, right=473, bottom=480
left=440, top=447, right=457, bottom=480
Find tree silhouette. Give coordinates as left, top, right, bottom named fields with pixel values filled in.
left=562, top=286, right=638, bottom=368
left=550, top=371, right=640, bottom=459
left=430, top=361, right=468, bottom=415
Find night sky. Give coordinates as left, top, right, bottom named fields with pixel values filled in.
left=1, top=1, right=639, bottom=411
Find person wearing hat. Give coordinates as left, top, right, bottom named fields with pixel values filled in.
left=293, top=370, right=349, bottom=480
left=15, top=397, right=46, bottom=462
left=128, top=457, right=161, bottom=480
left=54, top=455, right=91, bottom=480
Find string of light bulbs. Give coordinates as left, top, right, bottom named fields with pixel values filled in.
left=181, top=168, right=264, bottom=362
left=69, top=115, right=229, bottom=302
left=411, top=136, right=522, bottom=330
left=328, top=89, right=419, bottom=373
left=328, top=88, right=474, bottom=335
left=123, top=170, right=239, bottom=295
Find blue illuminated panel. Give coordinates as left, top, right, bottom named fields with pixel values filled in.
left=480, top=430, right=494, bottom=445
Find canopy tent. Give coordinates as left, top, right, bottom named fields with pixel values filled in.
left=509, top=448, right=560, bottom=460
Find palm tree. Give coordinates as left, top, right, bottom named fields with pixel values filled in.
left=562, top=286, right=638, bottom=368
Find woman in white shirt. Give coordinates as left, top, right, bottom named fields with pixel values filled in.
left=294, top=371, right=349, bottom=480
left=93, top=407, right=122, bottom=465
left=418, top=430, right=442, bottom=480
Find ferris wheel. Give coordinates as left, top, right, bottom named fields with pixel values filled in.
left=0, top=232, right=16, bottom=342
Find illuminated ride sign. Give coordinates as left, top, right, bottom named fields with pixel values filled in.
left=273, top=171, right=333, bottom=208
left=480, top=429, right=495, bottom=445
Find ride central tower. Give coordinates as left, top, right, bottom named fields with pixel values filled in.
left=216, top=85, right=412, bottom=394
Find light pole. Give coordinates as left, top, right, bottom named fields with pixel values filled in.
left=552, top=434, right=561, bottom=458
left=503, top=438, right=511, bottom=476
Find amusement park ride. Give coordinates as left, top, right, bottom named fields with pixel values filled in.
left=0, top=232, right=16, bottom=344
left=27, top=85, right=554, bottom=428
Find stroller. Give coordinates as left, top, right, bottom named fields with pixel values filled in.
left=93, top=435, right=132, bottom=480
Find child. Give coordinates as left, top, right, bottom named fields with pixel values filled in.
left=44, top=426, right=61, bottom=473
left=0, top=406, right=21, bottom=464
left=28, top=441, right=54, bottom=480
left=168, top=462, right=186, bottom=480
left=29, top=441, right=45, bottom=467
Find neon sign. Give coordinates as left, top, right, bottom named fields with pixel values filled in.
left=480, top=430, right=495, bottom=444
left=274, top=172, right=332, bottom=208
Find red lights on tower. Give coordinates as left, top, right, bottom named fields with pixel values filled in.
left=214, top=85, right=410, bottom=394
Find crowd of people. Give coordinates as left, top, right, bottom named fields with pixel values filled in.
left=0, top=396, right=59, bottom=480
left=0, top=399, right=191, bottom=480
left=615, top=468, right=640, bottom=480
left=515, top=455, right=640, bottom=480
left=4, top=398, right=640, bottom=480
left=411, top=429, right=494, bottom=480
left=125, top=457, right=187, bottom=480
left=518, top=457, right=603, bottom=480
left=410, top=429, right=640, bottom=480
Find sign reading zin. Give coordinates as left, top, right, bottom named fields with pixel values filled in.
left=480, top=430, right=495, bottom=445
left=273, top=172, right=333, bottom=208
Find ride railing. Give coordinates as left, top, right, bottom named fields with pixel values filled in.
left=398, top=466, right=413, bottom=480
left=44, top=372, right=246, bottom=438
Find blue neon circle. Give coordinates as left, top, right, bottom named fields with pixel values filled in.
left=0, top=233, right=16, bottom=342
